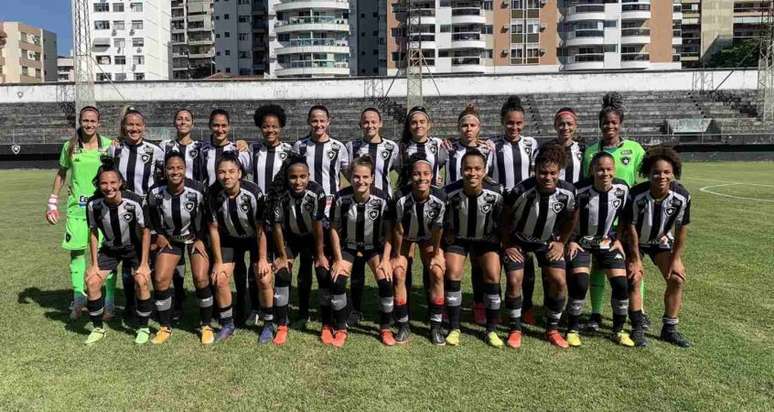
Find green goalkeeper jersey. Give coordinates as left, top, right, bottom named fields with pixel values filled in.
left=58, top=135, right=113, bottom=217
left=581, top=139, right=645, bottom=186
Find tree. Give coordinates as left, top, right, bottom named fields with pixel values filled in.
left=705, top=39, right=762, bottom=68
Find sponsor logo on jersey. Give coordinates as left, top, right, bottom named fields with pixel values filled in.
left=483, top=193, right=496, bottom=204
left=185, top=192, right=198, bottom=201
left=556, top=192, right=569, bottom=203
left=621, top=149, right=633, bottom=156
left=369, top=199, right=382, bottom=208
left=614, top=187, right=626, bottom=197
left=125, top=203, right=136, bottom=212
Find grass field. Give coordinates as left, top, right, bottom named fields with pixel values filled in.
left=1, top=162, right=773, bottom=410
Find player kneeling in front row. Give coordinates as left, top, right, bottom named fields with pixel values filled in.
left=501, top=142, right=576, bottom=349
left=146, top=152, right=213, bottom=345
left=329, top=155, right=394, bottom=347
left=391, top=154, right=447, bottom=345
left=269, top=153, right=330, bottom=345
left=83, top=160, right=152, bottom=345
left=624, top=146, right=692, bottom=348
left=207, top=153, right=273, bottom=343
left=444, top=150, right=505, bottom=348
left=565, top=151, right=634, bottom=347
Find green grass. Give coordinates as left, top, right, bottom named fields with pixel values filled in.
left=1, top=162, right=773, bottom=410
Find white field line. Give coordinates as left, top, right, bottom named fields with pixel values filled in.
left=698, top=183, right=774, bottom=203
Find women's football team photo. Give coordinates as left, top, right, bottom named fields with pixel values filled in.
left=46, top=92, right=693, bottom=349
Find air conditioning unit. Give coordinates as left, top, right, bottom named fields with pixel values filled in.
left=130, top=29, right=135, bottom=35
left=539, top=48, right=546, bottom=55
left=500, top=49, right=509, bottom=56
left=540, top=0, right=547, bottom=5
left=502, top=25, right=509, bottom=32
left=540, top=23, right=547, bottom=31
left=502, top=0, right=508, bottom=7
left=132, top=64, right=137, bottom=70
left=136, top=47, right=142, bottom=52
left=112, top=29, right=117, bottom=36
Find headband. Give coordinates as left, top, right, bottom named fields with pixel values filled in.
left=554, top=110, right=577, bottom=122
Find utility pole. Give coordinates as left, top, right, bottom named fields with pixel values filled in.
left=757, top=1, right=774, bottom=121
left=72, top=0, right=96, bottom=113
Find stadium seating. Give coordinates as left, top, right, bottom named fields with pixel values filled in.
left=0, top=89, right=769, bottom=145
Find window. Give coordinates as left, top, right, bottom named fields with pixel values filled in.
left=97, top=55, right=111, bottom=64
left=132, top=20, right=143, bottom=30
left=95, top=20, right=110, bottom=30
left=239, top=16, right=249, bottom=23
left=113, top=20, right=125, bottom=30
left=239, top=51, right=248, bottom=58
left=224, top=32, right=230, bottom=38
left=97, top=73, right=112, bottom=81
left=440, top=25, right=451, bottom=33
left=130, top=2, right=143, bottom=12
left=239, top=33, right=247, bottom=40
left=483, top=1, right=493, bottom=10
left=134, top=73, right=145, bottom=80
left=22, top=66, right=29, bottom=76
left=113, top=2, right=124, bottom=12
left=132, top=38, right=144, bottom=47
left=483, top=25, right=493, bottom=34
left=94, top=3, right=109, bottom=12
left=133, top=55, right=145, bottom=65
left=115, top=56, right=126, bottom=65
left=224, top=14, right=230, bottom=20
left=225, top=50, right=231, bottom=56
left=114, top=38, right=125, bottom=49
left=115, top=73, right=127, bottom=81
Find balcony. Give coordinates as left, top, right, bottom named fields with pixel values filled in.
left=450, top=57, right=485, bottom=73
left=621, top=4, right=651, bottom=20
left=275, top=38, right=349, bottom=55
left=275, top=60, right=350, bottom=77
left=274, top=0, right=349, bottom=12
left=451, top=8, right=486, bottom=25
left=564, top=30, right=605, bottom=47
left=275, top=16, right=349, bottom=33
left=565, top=5, right=605, bottom=23
left=564, top=53, right=605, bottom=70
left=450, top=32, right=486, bottom=49
left=621, top=52, right=650, bottom=68
left=621, top=28, right=650, bottom=44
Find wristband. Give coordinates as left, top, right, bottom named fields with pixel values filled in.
left=47, top=194, right=59, bottom=212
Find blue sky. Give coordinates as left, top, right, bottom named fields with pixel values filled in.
left=3, top=0, right=73, bottom=55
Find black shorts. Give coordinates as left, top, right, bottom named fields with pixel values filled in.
left=445, top=238, right=499, bottom=257
left=341, top=247, right=382, bottom=263
left=640, top=244, right=672, bottom=263
left=285, top=231, right=332, bottom=260
left=220, top=235, right=259, bottom=264
left=157, top=241, right=193, bottom=257
left=568, top=248, right=625, bottom=270
left=97, top=247, right=139, bottom=273
left=503, top=241, right=565, bottom=272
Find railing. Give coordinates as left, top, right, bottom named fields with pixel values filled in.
left=282, top=38, right=348, bottom=47
left=451, top=57, right=480, bottom=65
left=573, top=5, right=604, bottom=13
left=569, top=53, right=604, bottom=63
left=451, top=8, right=482, bottom=16
left=621, top=28, right=650, bottom=36
left=621, top=53, right=649, bottom=61
left=451, top=32, right=481, bottom=41
left=280, top=60, right=349, bottom=69
left=275, top=16, right=347, bottom=26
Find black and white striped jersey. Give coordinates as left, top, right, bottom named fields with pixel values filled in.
left=391, top=185, right=446, bottom=242
left=574, top=177, right=628, bottom=249
left=159, top=139, right=205, bottom=181
left=346, top=138, right=400, bottom=194
left=208, top=180, right=265, bottom=239
left=623, top=181, right=691, bottom=248
left=86, top=191, right=146, bottom=250
left=271, top=181, right=327, bottom=238
left=293, top=137, right=349, bottom=196
left=444, top=180, right=504, bottom=242
left=331, top=187, right=391, bottom=250
left=147, top=179, right=207, bottom=244
left=537, top=141, right=584, bottom=184
left=401, top=137, right=448, bottom=185
left=252, top=141, right=293, bottom=194
left=490, top=135, right=538, bottom=190
left=109, top=140, right=165, bottom=197
left=200, top=140, right=252, bottom=187
left=505, top=177, right=577, bottom=246
left=445, top=140, right=494, bottom=183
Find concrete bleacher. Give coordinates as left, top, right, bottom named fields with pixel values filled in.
left=0, top=89, right=769, bottom=146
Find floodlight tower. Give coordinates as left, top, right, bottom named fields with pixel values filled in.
left=403, top=0, right=425, bottom=111
left=757, top=1, right=774, bottom=121
left=72, top=0, right=96, bottom=113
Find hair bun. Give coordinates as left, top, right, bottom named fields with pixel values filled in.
left=602, top=92, right=624, bottom=111
left=506, top=96, right=522, bottom=107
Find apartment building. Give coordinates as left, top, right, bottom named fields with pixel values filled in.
left=213, top=0, right=270, bottom=76
left=58, top=56, right=75, bottom=82
left=89, top=0, right=171, bottom=81
left=0, top=22, right=58, bottom=84
left=171, top=0, right=216, bottom=79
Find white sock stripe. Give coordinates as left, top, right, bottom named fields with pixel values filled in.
left=198, top=296, right=214, bottom=308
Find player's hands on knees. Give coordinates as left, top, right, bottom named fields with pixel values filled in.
left=378, top=258, right=392, bottom=282
left=430, top=251, right=445, bottom=273
left=626, top=259, right=643, bottom=282
left=211, top=263, right=227, bottom=284
left=255, top=258, right=271, bottom=279
left=156, top=235, right=171, bottom=251
left=610, top=240, right=625, bottom=256
left=135, top=263, right=151, bottom=281
left=331, top=259, right=349, bottom=281
left=566, top=241, right=584, bottom=260
left=391, top=255, right=407, bottom=274
left=86, top=265, right=100, bottom=281
left=504, top=246, right=524, bottom=264
left=315, top=254, right=330, bottom=271
left=274, top=256, right=289, bottom=273
left=547, top=241, right=565, bottom=262
left=192, top=240, right=208, bottom=259
left=668, top=258, right=686, bottom=282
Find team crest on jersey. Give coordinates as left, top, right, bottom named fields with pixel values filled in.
left=665, top=206, right=676, bottom=216
left=184, top=202, right=195, bottom=212
left=552, top=202, right=565, bottom=213
left=327, top=145, right=340, bottom=160
left=426, top=201, right=441, bottom=219
left=525, top=146, right=533, bottom=156
left=240, top=202, right=250, bottom=212
left=141, top=154, right=151, bottom=163
left=368, top=209, right=380, bottom=221
left=274, top=205, right=282, bottom=219
left=303, top=197, right=315, bottom=212
left=576, top=151, right=583, bottom=160
left=154, top=193, right=164, bottom=202
left=123, top=213, right=133, bottom=222
left=621, top=156, right=631, bottom=165
left=481, top=203, right=492, bottom=213
left=429, top=143, right=438, bottom=155
left=279, top=151, right=288, bottom=160
left=612, top=199, right=622, bottom=209
left=190, top=149, right=199, bottom=159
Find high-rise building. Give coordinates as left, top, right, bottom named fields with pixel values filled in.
left=171, top=0, right=216, bottom=79
left=89, top=0, right=171, bottom=81
left=214, top=0, right=269, bottom=76
left=352, top=0, right=388, bottom=76
left=386, top=0, right=681, bottom=75
left=681, top=0, right=771, bottom=68
left=58, top=56, right=75, bottom=82
left=0, top=22, right=58, bottom=84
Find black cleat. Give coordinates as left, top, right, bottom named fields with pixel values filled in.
left=641, top=313, right=651, bottom=331
left=395, top=323, right=411, bottom=344
left=430, top=325, right=446, bottom=346
left=347, top=310, right=363, bottom=328
left=630, top=327, right=648, bottom=347
left=583, top=313, right=602, bottom=333
left=660, top=328, right=691, bottom=348
left=172, top=307, right=184, bottom=323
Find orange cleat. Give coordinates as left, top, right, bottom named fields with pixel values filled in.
left=380, top=329, right=396, bottom=346
left=473, top=302, right=486, bottom=326
left=273, top=325, right=288, bottom=346
left=332, top=330, right=348, bottom=348
left=522, top=308, right=536, bottom=326
left=506, top=330, right=522, bottom=349
left=546, top=330, right=569, bottom=349
left=320, top=325, right=334, bottom=345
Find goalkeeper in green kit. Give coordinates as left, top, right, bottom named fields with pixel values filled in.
left=581, top=93, right=648, bottom=333
left=46, top=106, right=116, bottom=319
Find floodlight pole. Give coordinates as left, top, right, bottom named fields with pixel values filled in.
left=72, top=0, right=96, bottom=113
left=757, top=1, right=774, bottom=121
